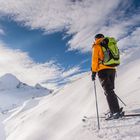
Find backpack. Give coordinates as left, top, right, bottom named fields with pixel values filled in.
left=100, top=37, right=120, bottom=67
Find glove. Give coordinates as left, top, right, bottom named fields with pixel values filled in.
left=91, top=72, right=96, bottom=81
left=90, top=67, right=92, bottom=72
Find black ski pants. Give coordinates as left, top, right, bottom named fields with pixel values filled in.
left=98, top=69, right=120, bottom=114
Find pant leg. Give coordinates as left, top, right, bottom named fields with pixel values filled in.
left=98, top=69, right=120, bottom=113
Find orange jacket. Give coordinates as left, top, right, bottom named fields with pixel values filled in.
left=91, top=38, right=115, bottom=72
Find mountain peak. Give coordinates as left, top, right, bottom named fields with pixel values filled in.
left=0, top=73, right=19, bottom=82
left=35, top=83, right=47, bottom=90
left=0, top=73, right=20, bottom=90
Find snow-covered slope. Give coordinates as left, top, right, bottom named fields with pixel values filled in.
left=3, top=47, right=140, bottom=140
left=3, top=48, right=140, bottom=140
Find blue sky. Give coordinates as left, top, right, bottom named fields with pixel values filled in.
left=0, top=17, right=90, bottom=70
left=0, top=0, right=139, bottom=89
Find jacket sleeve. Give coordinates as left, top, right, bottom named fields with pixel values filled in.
left=91, top=45, right=99, bottom=72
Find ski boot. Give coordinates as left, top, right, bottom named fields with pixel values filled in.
left=105, top=107, right=125, bottom=120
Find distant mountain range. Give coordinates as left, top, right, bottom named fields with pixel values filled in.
left=0, top=73, right=52, bottom=114
left=0, top=73, right=48, bottom=90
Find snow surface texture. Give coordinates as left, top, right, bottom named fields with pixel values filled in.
left=0, top=119, right=6, bottom=140
left=2, top=47, right=140, bottom=140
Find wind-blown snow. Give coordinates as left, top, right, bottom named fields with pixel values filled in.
left=2, top=47, right=140, bottom=140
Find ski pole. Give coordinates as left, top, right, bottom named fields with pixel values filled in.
left=93, top=80, right=100, bottom=130
left=115, top=93, right=127, bottom=106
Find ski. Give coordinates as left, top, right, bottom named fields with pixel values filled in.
left=124, top=113, right=140, bottom=117
left=82, top=113, right=140, bottom=122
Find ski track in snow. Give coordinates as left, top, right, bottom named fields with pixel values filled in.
left=82, top=116, right=140, bottom=140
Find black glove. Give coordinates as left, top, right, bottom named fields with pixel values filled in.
left=91, top=72, right=96, bottom=81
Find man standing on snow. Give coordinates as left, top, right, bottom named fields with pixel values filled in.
left=91, top=33, right=123, bottom=120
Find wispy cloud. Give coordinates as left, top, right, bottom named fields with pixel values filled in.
left=62, top=66, right=80, bottom=78
left=0, top=0, right=139, bottom=52
left=118, top=27, right=140, bottom=50
left=41, top=65, right=81, bottom=87
left=0, top=28, right=5, bottom=35
left=0, top=42, right=81, bottom=89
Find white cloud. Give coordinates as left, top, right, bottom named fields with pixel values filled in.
left=99, top=13, right=140, bottom=40
left=62, top=66, right=80, bottom=78
left=0, top=42, right=81, bottom=89
left=0, top=0, right=139, bottom=52
left=0, top=28, right=5, bottom=35
left=118, top=27, right=140, bottom=50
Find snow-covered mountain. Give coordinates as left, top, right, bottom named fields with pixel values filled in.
left=35, top=83, right=48, bottom=90
left=0, top=74, right=21, bottom=90
left=2, top=47, right=140, bottom=140
left=0, top=73, right=48, bottom=90
left=0, top=73, right=51, bottom=114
